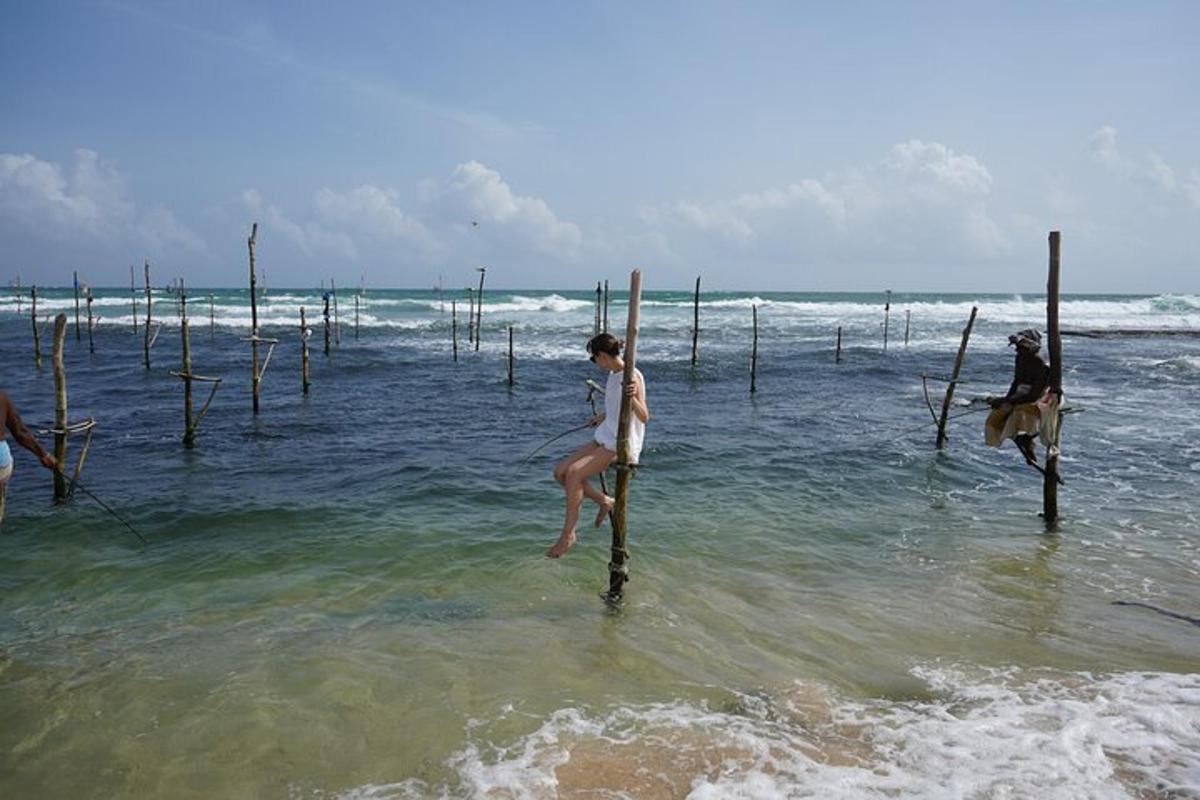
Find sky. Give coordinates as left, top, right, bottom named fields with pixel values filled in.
left=1, top=1, right=1197, bottom=292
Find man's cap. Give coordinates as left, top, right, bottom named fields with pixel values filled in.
left=1007, top=328, right=1042, bottom=347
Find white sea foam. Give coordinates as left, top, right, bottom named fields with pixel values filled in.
left=340, top=667, right=1200, bottom=799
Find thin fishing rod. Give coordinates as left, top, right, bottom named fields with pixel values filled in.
left=518, top=422, right=593, bottom=466
left=67, top=476, right=149, bottom=545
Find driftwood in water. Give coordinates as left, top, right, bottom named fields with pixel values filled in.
left=452, top=300, right=459, bottom=362
left=835, top=326, right=843, bottom=364
left=248, top=223, right=262, bottom=413
left=606, top=268, right=643, bottom=604
left=1062, top=328, right=1200, bottom=338
left=86, top=288, right=95, bottom=354
left=143, top=262, right=153, bottom=369
left=691, top=276, right=701, bottom=366
left=1045, top=231, right=1063, bottom=527
left=475, top=267, right=487, bottom=352
left=73, top=272, right=81, bottom=341
left=300, top=307, right=311, bottom=395
left=936, top=306, right=978, bottom=449
left=31, top=286, right=41, bottom=367
left=52, top=314, right=69, bottom=501
left=751, top=304, right=759, bottom=394
left=931, top=304, right=979, bottom=448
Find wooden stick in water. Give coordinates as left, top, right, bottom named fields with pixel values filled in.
left=210, top=294, right=215, bottom=338
left=751, top=304, right=758, bottom=394
left=904, top=309, right=911, bottom=347
left=936, top=306, right=978, bottom=449
left=354, top=293, right=360, bottom=340
left=606, top=268, right=642, bottom=604
left=143, top=261, right=153, bottom=369
left=452, top=300, right=458, bottom=362
left=1044, top=231, right=1063, bottom=527
left=31, top=286, right=41, bottom=367
left=248, top=223, right=262, bottom=413
left=73, top=271, right=81, bottom=341
left=691, top=276, right=701, bottom=366
left=603, top=280, right=609, bottom=333
left=883, top=289, right=891, bottom=351
left=475, top=267, right=486, bottom=352
left=323, top=293, right=331, bottom=356
left=86, top=287, right=95, bottom=354
left=131, top=265, right=138, bottom=334
left=52, top=314, right=69, bottom=502
left=595, top=281, right=601, bottom=335
left=508, top=326, right=514, bottom=387
left=836, top=326, right=842, bottom=364
left=332, top=279, right=341, bottom=345
left=181, top=288, right=195, bottom=448
left=300, top=307, right=311, bottom=395
left=467, top=288, right=475, bottom=346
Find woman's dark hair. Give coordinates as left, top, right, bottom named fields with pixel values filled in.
left=587, top=332, right=622, bottom=360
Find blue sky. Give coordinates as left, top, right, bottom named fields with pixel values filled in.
left=1, top=1, right=1197, bottom=291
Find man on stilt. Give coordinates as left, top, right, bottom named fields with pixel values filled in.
left=984, top=329, right=1060, bottom=468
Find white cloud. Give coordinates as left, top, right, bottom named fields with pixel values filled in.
left=1089, top=125, right=1197, bottom=206
left=313, top=185, right=437, bottom=250
left=0, top=149, right=206, bottom=257
left=640, top=139, right=1008, bottom=264
left=435, top=161, right=583, bottom=259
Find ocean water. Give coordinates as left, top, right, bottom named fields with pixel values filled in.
left=1, top=286, right=1198, bottom=799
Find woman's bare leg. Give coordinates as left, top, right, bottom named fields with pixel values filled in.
left=548, top=447, right=616, bottom=558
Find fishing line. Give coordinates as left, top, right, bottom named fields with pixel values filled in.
left=65, top=474, right=150, bottom=545
left=518, top=423, right=593, bottom=467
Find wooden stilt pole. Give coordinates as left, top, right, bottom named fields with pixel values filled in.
left=452, top=300, right=459, bottom=362
left=181, top=287, right=195, bottom=449
left=131, top=265, right=137, bottom=334
left=210, top=294, right=215, bottom=338
left=300, top=307, right=311, bottom=395
left=354, top=293, right=360, bottom=340
left=603, top=280, right=609, bottom=333
left=936, top=306, right=978, bottom=450
left=73, top=271, right=81, bottom=341
left=31, top=286, right=41, bottom=367
left=1044, top=231, right=1063, bottom=527
left=52, top=314, right=69, bottom=502
left=883, top=289, right=891, bottom=351
left=332, top=279, right=341, bottom=345
left=904, top=310, right=911, bottom=347
left=248, top=223, right=262, bottom=414
left=751, top=304, right=759, bottom=394
left=85, top=287, right=95, bottom=354
left=475, top=267, right=486, bottom=352
left=143, top=261, right=153, bottom=369
left=835, top=326, right=843, bottom=364
left=467, top=288, right=475, bottom=346
left=605, top=268, right=643, bottom=604
left=691, top=276, right=701, bottom=366
left=13, top=275, right=20, bottom=315
left=508, top=326, right=515, bottom=387
left=323, top=293, right=331, bottom=356
left=595, top=281, right=602, bottom=335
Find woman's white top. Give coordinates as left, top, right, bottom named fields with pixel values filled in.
left=594, top=368, right=645, bottom=464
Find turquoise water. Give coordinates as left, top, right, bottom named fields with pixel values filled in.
left=1, top=287, right=1198, bottom=798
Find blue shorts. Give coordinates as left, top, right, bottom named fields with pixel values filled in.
left=0, top=440, right=12, bottom=484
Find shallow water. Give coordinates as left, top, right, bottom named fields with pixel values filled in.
left=1, top=287, right=1198, bottom=798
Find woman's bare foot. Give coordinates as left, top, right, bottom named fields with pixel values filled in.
left=547, top=530, right=577, bottom=558
left=593, top=495, right=614, bottom=527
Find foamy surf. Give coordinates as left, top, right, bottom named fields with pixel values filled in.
left=337, top=667, right=1199, bottom=799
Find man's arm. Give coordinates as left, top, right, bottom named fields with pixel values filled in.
left=3, top=393, right=57, bottom=469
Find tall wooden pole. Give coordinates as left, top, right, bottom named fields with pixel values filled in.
left=13, top=275, right=20, bottom=315
left=606, top=268, right=642, bottom=604
left=52, top=314, right=69, bottom=502
left=452, top=300, right=459, bottom=362
left=750, top=304, right=758, bottom=394
left=936, top=306, right=978, bottom=450
left=130, top=265, right=138, bottom=334
left=332, top=279, right=341, bottom=345
left=475, top=267, right=486, bottom=352
left=595, top=281, right=602, bottom=335
left=300, top=307, right=311, bottom=395
left=1044, top=231, right=1063, bottom=526
left=691, top=275, right=701, bottom=366
left=354, top=293, right=360, bottom=340
left=883, top=290, right=891, bottom=351
left=181, top=288, right=195, bottom=448
left=73, top=271, right=81, bottom=341
left=143, top=261, right=152, bottom=369
left=507, top=326, right=514, bottom=387
left=323, top=294, right=331, bottom=356
left=904, top=310, right=911, bottom=347
left=85, top=287, right=95, bottom=354
left=603, top=280, right=609, bottom=333
left=835, top=326, right=842, bottom=364
left=467, top=288, right=475, bottom=345
left=248, top=223, right=261, bottom=414
left=31, top=286, right=41, bottom=367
